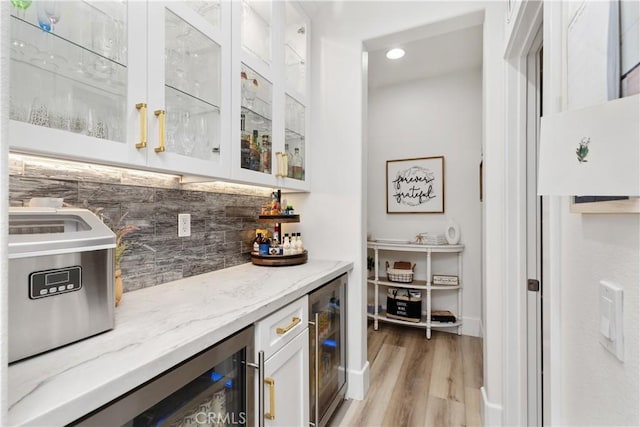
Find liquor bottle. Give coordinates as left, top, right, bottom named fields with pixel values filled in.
left=283, top=234, right=291, bottom=255
left=253, top=233, right=263, bottom=254
left=251, top=130, right=260, bottom=171
left=285, top=143, right=293, bottom=178
left=297, top=232, right=304, bottom=253
left=292, top=147, right=303, bottom=180
left=273, top=223, right=280, bottom=245
left=295, top=232, right=303, bottom=254
left=261, top=135, right=271, bottom=174
left=240, top=113, right=251, bottom=169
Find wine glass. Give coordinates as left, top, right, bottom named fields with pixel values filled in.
left=44, top=1, right=61, bottom=32
left=11, top=0, right=32, bottom=19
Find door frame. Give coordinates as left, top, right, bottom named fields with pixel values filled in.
left=503, top=1, right=543, bottom=425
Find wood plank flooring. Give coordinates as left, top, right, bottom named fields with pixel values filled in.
left=329, top=323, right=483, bottom=427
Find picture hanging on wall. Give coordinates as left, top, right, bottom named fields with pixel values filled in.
left=386, top=156, right=444, bottom=214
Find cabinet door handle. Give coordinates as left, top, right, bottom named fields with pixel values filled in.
left=154, top=110, right=166, bottom=153
left=265, top=377, right=276, bottom=420
left=135, top=103, right=147, bottom=149
left=276, top=316, right=301, bottom=335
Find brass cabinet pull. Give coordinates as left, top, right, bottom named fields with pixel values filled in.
left=135, top=103, right=147, bottom=149
left=265, top=377, right=276, bottom=420
left=154, top=110, right=166, bottom=153
left=276, top=317, right=301, bottom=335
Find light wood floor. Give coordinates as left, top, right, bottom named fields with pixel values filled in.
left=329, top=322, right=483, bottom=427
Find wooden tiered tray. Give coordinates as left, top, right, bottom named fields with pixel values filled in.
left=252, top=212, right=307, bottom=266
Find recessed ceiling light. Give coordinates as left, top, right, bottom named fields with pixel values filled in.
left=386, top=48, right=405, bottom=60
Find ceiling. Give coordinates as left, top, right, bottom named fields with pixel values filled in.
left=367, top=24, right=483, bottom=89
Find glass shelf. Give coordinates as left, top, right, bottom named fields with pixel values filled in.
left=185, top=0, right=221, bottom=30
left=165, top=86, right=221, bottom=161
left=165, top=9, right=221, bottom=108
left=285, top=3, right=307, bottom=96
left=9, top=14, right=126, bottom=142
left=241, top=0, right=272, bottom=65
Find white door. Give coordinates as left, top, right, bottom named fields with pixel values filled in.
left=263, top=330, right=309, bottom=427
left=526, top=28, right=543, bottom=427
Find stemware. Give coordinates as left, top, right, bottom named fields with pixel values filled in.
left=43, top=0, right=61, bottom=32
left=11, top=0, right=32, bottom=19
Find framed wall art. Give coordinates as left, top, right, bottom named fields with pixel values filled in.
left=386, top=156, right=444, bottom=214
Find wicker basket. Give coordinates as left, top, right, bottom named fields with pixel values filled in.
left=385, top=261, right=415, bottom=283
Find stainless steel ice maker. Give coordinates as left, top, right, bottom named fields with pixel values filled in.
left=8, top=207, right=116, bottom=363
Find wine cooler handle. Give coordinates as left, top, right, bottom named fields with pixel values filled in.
left=247, top=350, right=265, bottom=427
left=265, top=377, right=276, bottom=420
left=314, top=312, right=320, bottom=427
left=135, top=103, right=147, bottom=149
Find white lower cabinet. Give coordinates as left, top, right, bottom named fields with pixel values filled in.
left=263, top=331, right=309, bottom=427
left=255, top=296, right=309, bottom=426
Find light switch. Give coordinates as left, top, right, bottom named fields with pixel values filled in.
left=599, top=280, right=624, bottom=362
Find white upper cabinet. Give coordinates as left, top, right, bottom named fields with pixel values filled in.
left=232, top=1, right=310, bottom=191
left=8, top=0, right=308, bottom=189
left=8, top=0, right=231, bottom=179
left=9, top=1, right=147, bottom=166
left=146, top=2, right=231, bottom=177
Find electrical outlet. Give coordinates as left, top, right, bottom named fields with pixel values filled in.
left=178, top=213, right=191, bottom=237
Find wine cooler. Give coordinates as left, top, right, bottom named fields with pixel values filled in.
left=309, top=273, right=347, bottom=427
left=74, top=326, right=257, bottom=427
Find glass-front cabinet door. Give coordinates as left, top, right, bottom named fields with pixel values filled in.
left=8, top=0, right=147, bottom=166
left=146, top=2, right=231, bottom=178
left=232, top=0, right=309, bottom=191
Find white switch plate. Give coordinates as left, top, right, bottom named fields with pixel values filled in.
left=178, top=213, right=191, bottom=237
left=599, top=280, right=624, bottom=362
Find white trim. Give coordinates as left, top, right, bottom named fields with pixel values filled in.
left=502, top=1, right=543, bottom=425
left=1, top=2, right=9, bottom=424
left=346, top=361, right=370, bottom=401
left=481, top=386, right=504, bottom=427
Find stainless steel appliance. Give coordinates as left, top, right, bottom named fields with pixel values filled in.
left=74, top=326, right=257, bottom=427
left=309, top=273, right=347, bottom=427
left=8, top=207, right=116, bottom=363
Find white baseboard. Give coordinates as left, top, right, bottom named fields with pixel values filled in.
left=481, top=386, right=503, bottom=426
left=346, top=361, right=370, bottom=400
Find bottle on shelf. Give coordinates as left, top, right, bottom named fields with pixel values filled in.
left=240, top=113, right=251, bottom=170
left=273, top=223, right=280, bottom=245
left=285, top=143, right=293, bottom=178
left=292, top=147, right=303, bottom=180
left=283, top=234, right=291, bottom=255
left=251, top=129, right=260, bottom=171
left=261, top=135, right=271, bottom=174
left=296, top=232, right=304, bottom=253
left=253, top=233, right=263, bottom=254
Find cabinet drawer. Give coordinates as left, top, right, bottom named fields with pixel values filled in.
left=256, top=296, right=308, bottom=360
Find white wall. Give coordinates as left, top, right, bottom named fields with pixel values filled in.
left=288, top=1, right=508, bottom=418
left=560, top=213, right=640, bottom=425
left=367, top=68, right=483, bottom=336
left=542, top=2, right=640, bottom=425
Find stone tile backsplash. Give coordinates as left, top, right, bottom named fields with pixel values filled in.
left=9, top=159, right=270, bottom=293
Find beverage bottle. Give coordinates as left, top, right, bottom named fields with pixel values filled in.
left=292, top=147, right=303, bottom=180
left=285, top=143, right=293, bottom=178
left=297, top=232, right=304, bottom=253
left=253, top=233, right=263, bottom=254
left=273, top=223, right=280, bottom=245
left=283, top=234, right=291, bottom=255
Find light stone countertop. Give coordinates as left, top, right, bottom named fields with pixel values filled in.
left=7, top=259, right=353, bottom=426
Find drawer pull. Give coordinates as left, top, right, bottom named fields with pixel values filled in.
left=135, top=103, right=147, bottom=149
left=265, top=377, right=276, bottom=420
left=276, top=316, right=301, bottom=335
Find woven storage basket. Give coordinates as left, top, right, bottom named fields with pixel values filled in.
left=385, top=261, right=416, bottom=283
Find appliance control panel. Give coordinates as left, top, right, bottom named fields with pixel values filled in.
left=29, top=266, right=82, bottom=299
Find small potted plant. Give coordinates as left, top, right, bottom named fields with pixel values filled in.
left=285, top=205, right=294, bottom=215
